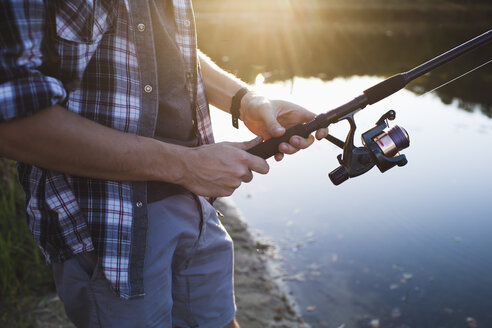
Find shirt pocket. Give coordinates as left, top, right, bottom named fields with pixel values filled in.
left=54, top=0, right=116, bottom=44
left=51, top=0, right=117, bottom=91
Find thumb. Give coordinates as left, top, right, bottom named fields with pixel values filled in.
left=235, top=136, right=264, bottom=151
left=261, top=110, right=285, bottom=138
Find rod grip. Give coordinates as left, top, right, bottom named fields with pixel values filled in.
left=247, top=123, right=312, bottom=159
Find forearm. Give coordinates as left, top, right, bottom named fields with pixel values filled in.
left=198, top=50, right=249, bottom=113
left=0, top=105, right=185, bottom=183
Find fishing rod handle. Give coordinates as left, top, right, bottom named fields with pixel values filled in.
left=247, top=123, right=312, bottom=159
left=247, top=120, right=320, bottom=159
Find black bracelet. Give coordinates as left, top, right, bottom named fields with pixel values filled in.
left=230, top=87, right=249, bottom=129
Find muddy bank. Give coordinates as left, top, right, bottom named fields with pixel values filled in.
left=32, top=198, right=305, bottom=328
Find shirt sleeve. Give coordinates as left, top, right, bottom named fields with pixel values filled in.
left=0, top=0, right=66, bottom=122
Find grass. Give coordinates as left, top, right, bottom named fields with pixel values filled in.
left=0, top=159, right=54, bottom=327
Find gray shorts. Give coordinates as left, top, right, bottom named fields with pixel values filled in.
left=52, top=193, right=236, bottom=328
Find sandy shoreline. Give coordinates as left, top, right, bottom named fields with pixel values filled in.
left=32, top=198, right=305, bottom=328
left=215, top=198, right=305, bottom=328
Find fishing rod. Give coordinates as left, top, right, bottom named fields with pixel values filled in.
left=247, top=29, right=492, bottom=185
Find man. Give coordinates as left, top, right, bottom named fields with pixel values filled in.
left=0, top=1, right=327, bottom=327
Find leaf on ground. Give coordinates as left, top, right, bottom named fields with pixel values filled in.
left=306, top=305, right=316, bottom=312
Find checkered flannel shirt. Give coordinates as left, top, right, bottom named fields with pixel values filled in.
left=0, top=0, right=214, bottom=299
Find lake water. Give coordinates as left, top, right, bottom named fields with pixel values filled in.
left=199, top=17, right=492, bottom=328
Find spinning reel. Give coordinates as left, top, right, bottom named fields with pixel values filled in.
left=327, top=110, right=410, bottom=185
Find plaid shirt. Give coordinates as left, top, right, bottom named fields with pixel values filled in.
left=0, top=0, right=214, bottom=299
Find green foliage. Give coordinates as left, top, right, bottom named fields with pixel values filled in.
left=0, top=159, right=54, bottom=326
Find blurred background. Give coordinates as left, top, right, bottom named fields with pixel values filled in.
left=1, top=0, right=491, bottom=327
left=196, top=0, right=491, bottom=115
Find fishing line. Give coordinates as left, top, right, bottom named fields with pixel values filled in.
left=419, top=59, right=492, bottom=97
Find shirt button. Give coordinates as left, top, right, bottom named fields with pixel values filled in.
left=186, top=72, right=193, bottom=80
left=183, top=20, right=191, bottom=27
left=144, top=85, right=153, bottom=93
left=136, top=201, right=143, bottom=208
left=137, top=23, right=146, bottom=32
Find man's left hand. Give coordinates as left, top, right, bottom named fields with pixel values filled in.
left=239, top=93, right=329, bottom=161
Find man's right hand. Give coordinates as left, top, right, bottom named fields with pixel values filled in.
left=177, top=137, right=269, bottom=197
left=0, top=106, right=268, bottom=198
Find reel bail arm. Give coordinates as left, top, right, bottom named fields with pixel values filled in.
left=327, top=114, right=374, bottom=185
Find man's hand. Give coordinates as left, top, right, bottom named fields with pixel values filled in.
left=0, top=106, right=269, bottom=198
left=177, top=137, right=269, bottom=197
left=240, top=93, right=329, bottom=161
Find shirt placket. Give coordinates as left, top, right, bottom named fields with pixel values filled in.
left=172, top=0, right=201, bottom=142
left=125, top=0, right=160, bottom=298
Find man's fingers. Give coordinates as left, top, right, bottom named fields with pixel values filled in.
left=290, top=135, right=315, bottom=149
left=278, top=142, right=296, bottom=154
left=278, top=135, right=315, bottom=155
left=274, top=153, right=284, bottom=162
left=247, top=154, right=270, bottom=174
left=230, top=138, right=270, bottom=175
left=235, top=136, right=263, bottom=150
left=241, top=169, right=254, bottom=183
left=315, top=127, right=329, bottom=140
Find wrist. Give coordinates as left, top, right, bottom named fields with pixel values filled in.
left=239, top=91, right=254, bottom=120
left=230, top=87, right=249, bottom=128
left=146, top=140, right=187, bottom=184
left=239, top=91, right=269, bottom=120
